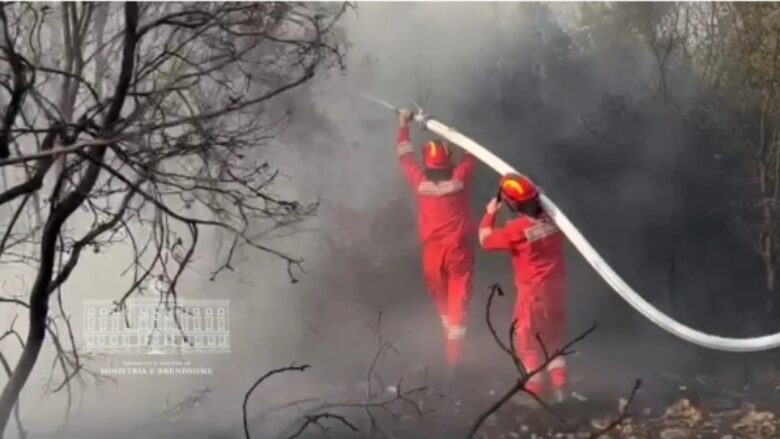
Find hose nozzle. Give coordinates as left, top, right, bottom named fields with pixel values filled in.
left=413, top=108, right=431, bottom=130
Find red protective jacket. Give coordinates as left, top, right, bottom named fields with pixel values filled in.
left=480, top=211, right=565, bottom=292
left=396, top=125, right=476, bottom=245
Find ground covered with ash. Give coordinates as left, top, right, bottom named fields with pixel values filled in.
left=270, top=366, right=780, bottom=439
left=248, top=304, right=780, bottom=439
left=408, top=373, right=780, bottom=439
left=255, top=253, right=780, bottom=439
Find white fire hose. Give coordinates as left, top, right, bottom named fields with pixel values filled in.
left=360, top=95, right=780, bottom=352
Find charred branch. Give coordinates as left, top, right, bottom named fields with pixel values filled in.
left=0, top=4, right=32, bottom=159
left=0, top=2, right=346, bottom=436
left=243, top=363, right=311, bottom=439
left=466, top=282, right=632, bottom=439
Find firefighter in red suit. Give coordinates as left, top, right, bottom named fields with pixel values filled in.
left=395, top=109, right=476, bottom=371
left=478, top=174, right=568, bottom=403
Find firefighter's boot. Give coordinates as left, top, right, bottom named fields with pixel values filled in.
left=552, top=388, right=567, bottom=404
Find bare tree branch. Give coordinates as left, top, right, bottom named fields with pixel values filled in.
left=467, top=283, right=605, bottom=439
left=286, top=413, right=359, bottom=439
left=0, top=3, right=32, bottom=159
left=243, top=364, right=310, bottom=439
left=0, top=2, right=347, bottom=436
left=587, top=379, right=642, bottom=439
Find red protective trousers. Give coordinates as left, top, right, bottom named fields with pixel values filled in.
left=480, top=210, right=568, bottom=395
left=422, top=240, right=474, bottom=366
left=397, top=126, right=476, bottom=367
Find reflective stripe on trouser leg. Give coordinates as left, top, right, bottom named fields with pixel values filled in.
left=547, top=357, right=567, bottom=389
left=446, top=325, right=466, bottom=366
left=444, top=244, right=473, bottom=367
left=524, top=370, right=544, bottom=395
left=537, top=284, right=567, bottom=390
left=518, top=347, right=544, bottom=395
left=445, top=252, right=472, bottom=333
left=516, top=295, right=545, bottom=395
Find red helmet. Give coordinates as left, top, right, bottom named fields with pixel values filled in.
left=422, top=140, right=452, bottom=169
left=499, top=173, right=539, bottom=204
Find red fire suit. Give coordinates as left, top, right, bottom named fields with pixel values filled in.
left=479, top=209, right=567, bottom=395
left=397, top=125, right=476, bottom=367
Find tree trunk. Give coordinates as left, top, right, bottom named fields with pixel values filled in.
left=0, top=4, right=137, bottom=436
left=0, top=315, right=46, bottom=439
left=0, top=216, right=59, bottom=438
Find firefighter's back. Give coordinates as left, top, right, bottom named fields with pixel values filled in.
left=510, top=214, right=566, bottom=287
left=415, top=177, right=473, bottom=246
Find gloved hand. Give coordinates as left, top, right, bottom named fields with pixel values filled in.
left=486, top=197, right=501, bottom=214
left=399, top=109, right=413, bottom=127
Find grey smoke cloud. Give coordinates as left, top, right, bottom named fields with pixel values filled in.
left=4, top=3, right=771, bottom=438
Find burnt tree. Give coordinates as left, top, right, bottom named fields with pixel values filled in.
left=0, top=2, right=347, bottom=436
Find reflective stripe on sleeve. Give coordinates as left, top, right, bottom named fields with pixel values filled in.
left=397, top=142, right=414, bottom=156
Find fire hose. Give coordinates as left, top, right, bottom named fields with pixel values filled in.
left=361, top=92, right=780, bottom=352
